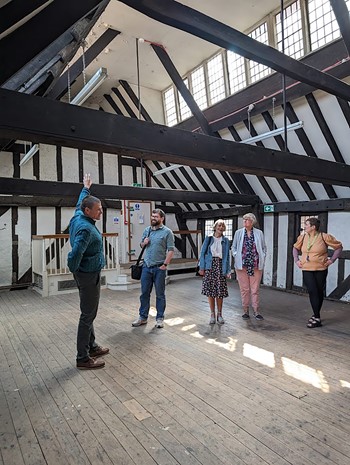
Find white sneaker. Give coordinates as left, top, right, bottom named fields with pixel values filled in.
left=155, top=319, right=164, bottom=328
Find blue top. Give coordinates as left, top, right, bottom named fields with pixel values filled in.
left=232, top=227, right=267, bottom=270
left=141, top=225, right=174, bottom=267
left=67, top=187, right=105, bottom=273
left=199, top=235, right=231, bottom=275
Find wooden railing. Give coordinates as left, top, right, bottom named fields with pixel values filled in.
left=32, top=233, right=119, bottom=276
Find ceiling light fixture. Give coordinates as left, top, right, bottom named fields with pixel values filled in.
left=153, top=121, right=303, bottom=176
left=70, top=67, right=107, bottom=106
left=20, top=67, right=108, bottom=166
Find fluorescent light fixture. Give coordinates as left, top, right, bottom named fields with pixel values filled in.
left=70, top=67, right=107, bottom=106
left=153, top=121, right=303, bottom=176
left=19, top=143, right=39, bottom=166
left=240, top=120, right=303, bottom=145
left=20, top=67, right=108, bottom=166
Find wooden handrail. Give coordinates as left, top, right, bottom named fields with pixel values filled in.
left=172, top=230, right=201, bottom=234
left=32, top=233, right=118, bottom=239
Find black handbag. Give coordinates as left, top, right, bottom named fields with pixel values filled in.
left=130, top=229, right=150, bottom=280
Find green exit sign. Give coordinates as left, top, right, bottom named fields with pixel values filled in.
left=132, top=183, right=143, bottom=187
left=264, top=205, right=275, bottom=213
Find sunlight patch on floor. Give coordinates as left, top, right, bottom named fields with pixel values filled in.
left=181, top=324, right=197, bottom=331
left=243, top=343, right=275, bottom=367
left=340, top=380, right=350, bottom=389
left=190, top=331, right=205, bottom=339
left=206, top=337, right=237, bottom=352
left=165, top=317, right=185, bottom=326
left=282, top=357, right=329, bottom=392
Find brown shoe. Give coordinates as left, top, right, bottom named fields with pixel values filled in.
left=89, top=346, right=110, bottom=358
left=77, top=357, right=105, bottom=370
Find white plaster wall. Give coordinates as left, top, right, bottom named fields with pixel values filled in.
left=103, top=154, right=119, bottom=185
left=276, top=214, right=288, bottom=289
left=262, top=214, right=274, bottom=286
left=0, top=152, right=14, bottom=177
left=0, top=208, right=12, bottom=286
left=39, top=144, right=57, bottom=181
left=0, top=210, right=12, bottom=286
left=128, top=84, right=164, bottom=124
left=326, top=212, right=350, bottom=300
left=62, top=147, right=79, bottom=183
left=122, top=165, right=134, bottom=186
left=17, top=208, right=32, bottom=280
left=36, top=208, right=56, bottom=235
left=83, top=150, right=99, bottom=179
left=61, top=208, right=75, bottom=232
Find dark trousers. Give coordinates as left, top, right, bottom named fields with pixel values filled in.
left=74, top=271, right=101, bottom=361
left=302, top=269, right=328, bottom=319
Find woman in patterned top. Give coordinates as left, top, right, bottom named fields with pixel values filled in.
left=198, top=219, right=231, bottom=325
left=232, top=213, right=267, bottom=321
left=293, top=217, right=342, bottom=328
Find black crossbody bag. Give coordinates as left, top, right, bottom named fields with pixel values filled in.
left=130, top=228, right=151, bottom=280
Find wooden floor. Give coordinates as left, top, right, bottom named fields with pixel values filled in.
left=1, top=278, right=350, bottom=465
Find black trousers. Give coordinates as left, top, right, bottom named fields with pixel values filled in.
left=302, top=269, right=328, bottom=319
left=74, top=271, right=101, bottom=361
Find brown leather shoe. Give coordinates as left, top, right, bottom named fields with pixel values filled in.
left=89, top=346, right=110, bottom=358
left=77, top=357, right=105, bottom=370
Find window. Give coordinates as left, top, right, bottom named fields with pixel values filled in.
left=227, top=50, right=246, bottom=94
left=178, top=78, right=192, bottom=121
left=276, top=0, right=304, bottom=58
left=205, top=219, right=233, bottom=241
left=163, top=87, right=178, bottom=127
left=190, top=66, right=208, bottom=110
left=248, top=22, right=271, bottom=83
left=308, top=0, right=340, bottom=50
left=207, top=54, right=226, bottom=104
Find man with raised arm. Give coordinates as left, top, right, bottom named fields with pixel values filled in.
left=68, top=173, right=109, bottom=369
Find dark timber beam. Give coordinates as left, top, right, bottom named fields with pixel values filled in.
left=1, top=89, right=350, bottom=187
left=0, top=195, right=121, bottom=209
left=119, top=0, right=350, bottom=102
left=329, top=0, right=350, bottom=55
left=0, top=178, right=259, bottom=205
left=151, top=43, right=214, bottom=136
left=0, top=0, right=49, bottom=35
left=48, top=28, right=120, bottom=101
left=258, top=198, right=349, bottom=213
left=0, top=0, right=103, bottom=85
left=119, top=80, right=153, bottom=122
left=180, top=206, right=252, bottom=220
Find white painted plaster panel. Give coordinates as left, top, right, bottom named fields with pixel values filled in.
left=62, top=147, right=79, bottom=182
left=20, top=156, right=35, bottom=179
left=0, top=209, right=12, bottom=286
left=244, top=175, right=271, bottom=204
left=36, top=208, right=56, bottom=235
left=262, top=214, right=273, bottom=286
left=326, top=211, right=350, bottom=298
left=39, top=144, right=57, bottom=181
left=283, top=179, right=309, bottom=201
left=128, top=83, right=164, bottom=124
left=83, top=150, right=99, bottom=180
left=313, top=91, right=350, bottom=164
left=343, top=260, right=350, bottom=302
left=0, top=151, right=14, bottom=177
left=103, top=154, right=119, bottom=185
left=264, top=177, right=290, bottom=202
left=17, top=208, right=32, bottom=280
left=61, top=208, right=75, bottom=233
left=276, top=214, right=288, bottom=289
left=122, top=165, right=134, bottom=186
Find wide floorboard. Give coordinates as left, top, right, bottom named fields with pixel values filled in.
left=0, top=279, right=350, bottom=465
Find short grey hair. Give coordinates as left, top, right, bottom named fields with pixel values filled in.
left=81, top=195, right=101, bottom=212
left=243, top=213, right=257, bottom=225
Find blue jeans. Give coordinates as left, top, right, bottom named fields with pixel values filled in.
left=139, top=265, right=166, bottom=320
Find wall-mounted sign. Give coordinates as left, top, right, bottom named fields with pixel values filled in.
left=264, top=205, right=275, bottom=213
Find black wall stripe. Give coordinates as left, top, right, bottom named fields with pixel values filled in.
left=31, top=206, right=37, bottom=236
left=272, top=213, right=279, bottom=288
left=78, top=149, right=83, bottom=182
left=306, top=93, right=345, bottom=164
left=336, top=97, right=350, bottom=127
left=13, top=150, right=20, bottom=178
left=98, top=151, right=104, bottom=184
left=118, top=155, right=123, bottom=186
left=33, top=150, right=39, bottom=180
left=286, top=212, right=296, bottom=290
left=56, top=146, right=63, bottom=181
